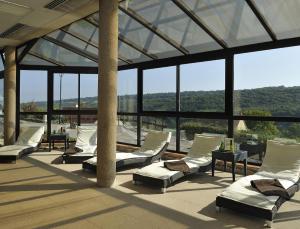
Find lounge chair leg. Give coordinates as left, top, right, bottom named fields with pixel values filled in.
left=266, top=220, right=273, bottom=228
left=161, top=187, right=167, bottom=193
left=215, top=206, right=221, bottom=212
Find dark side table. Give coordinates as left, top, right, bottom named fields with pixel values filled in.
left=212, top=150, right=247, bottom=182
left=49, top=133, right=69, bottom=152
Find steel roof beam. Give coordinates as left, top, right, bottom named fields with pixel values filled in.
left=245, top=0, right=277, bottom=41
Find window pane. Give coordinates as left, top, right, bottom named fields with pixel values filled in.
left=234, top=120, right=300, bottom=164
left=51, top=115, right=77, bottom=141
left=117, top=115, right=137, bottom=145
left=80, top=115, right=97, bottom=125
left=143, top=66, right=176, bottom=111
left=180, top=118, right=227, bottom=152
left=54, top=73, right=78, bottom=110
left=180, top=60, right=225, bottom=112
left=118, top=69, right=137, bottom=113
left=80, top=74, right=98, bottom=109
left=20, top=70, right=47, bottom=112
left=0, top=56, right=3, bottom=71
left=142, top=116, right=176, bottom=150
left=234, top=47, right=300, bottom=117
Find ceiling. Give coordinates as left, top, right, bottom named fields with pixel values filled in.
left=3, top=0, right=300, bottom=69
left=0, top=0, right=99, bottom=49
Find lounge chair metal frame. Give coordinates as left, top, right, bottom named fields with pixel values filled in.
left=82, top=142, right=170, bottom=172
left=132, top=162, right=212, bottom=192
left=216, top=180, right=300, bottom=226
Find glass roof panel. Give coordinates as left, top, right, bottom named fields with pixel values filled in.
left=30, top=39, right=97, bottom=67
left=119, top=41, right=151, bottom=63
left=126, top=0, right=221, bottom=53
left=64, top=19, right=98, bottom=46
left=48, top=30, right=98, bottom=57
left=184, top=0, right=271, bottom=47
left=118, top=10, right=182, bottom=59
left=254, top=0, right=300, bottom=39
left=20, top=54, right=57, bottom=66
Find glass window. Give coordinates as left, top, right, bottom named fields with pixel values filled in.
left=180, top=118, right=227, bottom=152
left=143, top=66, right=176, bottom=111
left=20, top=70, right=47, bottom=112
left=234, top=46, right=300, bottom=117
left=80, top=114, right=97, bottom=126
left=142, top=116, right=176, bottom=150
left=180, top=60, right=225, bottom=112
left=51, top=115, right=78, bottom=141
left=80, top=74, right=98, bottom=109
left=20, top=114, right=47, bottom=142
left=54, top=73, right=78, bottom=110
left=117, top=115, right=137, bottom=145
left=118, top=69, right=137, bottom=113
left=234, top=120, right=300, bottom=164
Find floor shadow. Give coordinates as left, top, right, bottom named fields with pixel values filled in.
left=0, top=165, right=35, bottom=171
left=12, top=157, right=276, bottom=228
left=51, top=156, right=64, bottom=164
left=0, top=174, right=57, bottom=185
left=275, top=209, right=300, bottom=223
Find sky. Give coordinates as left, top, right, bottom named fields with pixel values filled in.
left=16, top=45, right=300, bottom=103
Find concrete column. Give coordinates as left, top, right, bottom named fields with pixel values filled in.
left=4, top=47, right=16, bottom=145
left=97, top=0, right=118, bottom=187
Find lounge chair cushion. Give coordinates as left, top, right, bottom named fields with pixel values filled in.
left=219, top=174, right=295, bottom=210
left=218, top=140, right=300, bottom=210
left=140, top=131, right=171, bottom=155
left=259, top=140, right=300, bottom=183
left=134, top=156, right=212, bottom=180
left=75, top=126, right=97, bottom=151
left=189, top=134, right=223, bottom=158
left=84, top=151, right=157, bottom=166
left=0, top=145, right=32, bottom=156
left=16, top=126, right=45, bottom=147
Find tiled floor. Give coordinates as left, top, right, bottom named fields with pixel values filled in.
left=0, top=151, right=299, bottom=228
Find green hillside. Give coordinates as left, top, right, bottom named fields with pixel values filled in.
left=21, top=86, right=300, bottom=117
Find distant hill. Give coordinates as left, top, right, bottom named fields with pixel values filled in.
left=21, top=86, right=300, bottom=116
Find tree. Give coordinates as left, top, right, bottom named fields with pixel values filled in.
left=242, top=109, right=279, bottom=142
left=21, top=101, right=39, bottom=112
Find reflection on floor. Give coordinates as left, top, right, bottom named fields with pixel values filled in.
left=0, top=151, right=299, bottom=228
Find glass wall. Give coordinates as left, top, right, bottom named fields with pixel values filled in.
left=117, top=115, right=137, bottom=145
left=143, top=66, right=176, bottom=111
left=180, top=60, right=225, bottom=112
left=80, top=74, right=98, bottom=109
left=118, top=69, right=137, bottom=113
left=20, top=70, right=47, bottom=112
left=54, top=73, right=78, bottom=110
left=234, top=46, right=300, bottom=117
left=180, top=118, right=227, bottom=152
left=142, top=116, right=176, bottom=150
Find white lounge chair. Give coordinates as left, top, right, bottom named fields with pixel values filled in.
left=82, top=131, right=172, bottom=171
left=0, top=126, right=45, bottom=162
left=133, top=134, right=224, bottom=193
left=63, top=125, right=97, bottom=163
left=216, top=140, right=300, bottom=228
